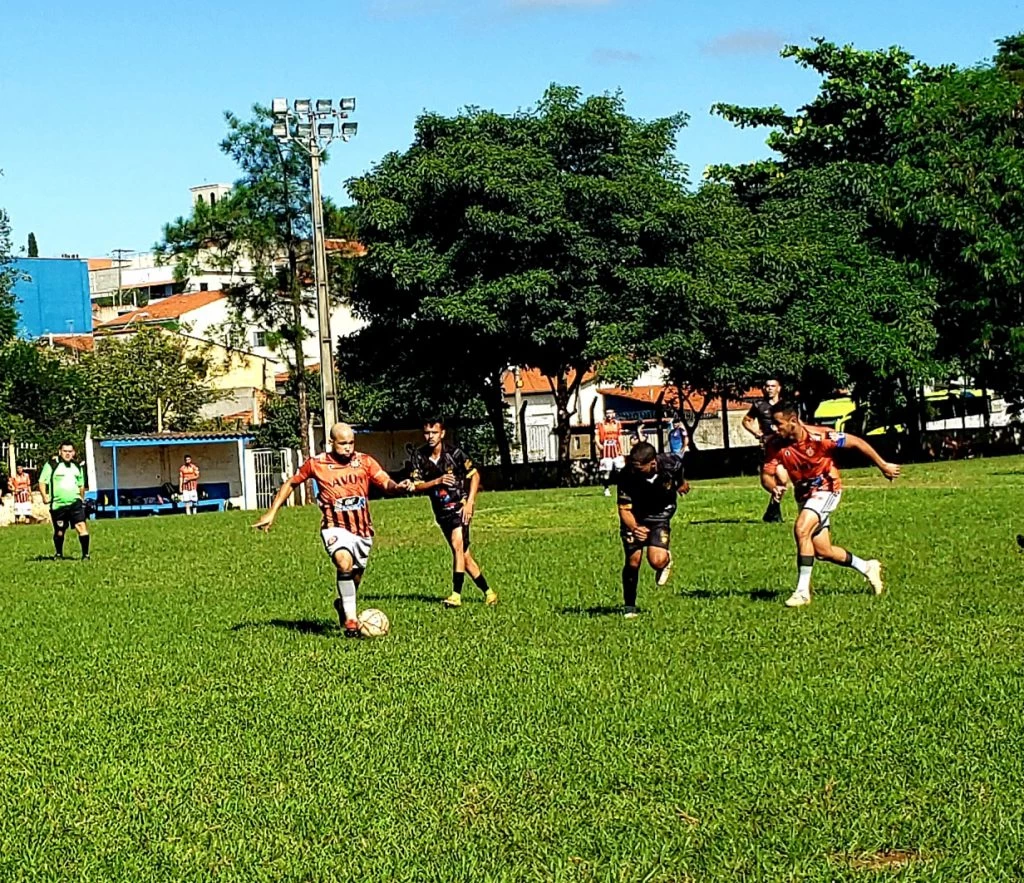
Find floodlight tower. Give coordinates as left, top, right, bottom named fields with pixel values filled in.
left=271, top=96, right=358, bottom=432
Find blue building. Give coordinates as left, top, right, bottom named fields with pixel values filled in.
left=12, top=257, right=93, bottom=338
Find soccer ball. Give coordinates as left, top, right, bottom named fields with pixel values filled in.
left=359, top=608, right=390, bottom=638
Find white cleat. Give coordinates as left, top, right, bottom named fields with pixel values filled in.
left=603, top=487, right=612, bottom=497
left=865, top=559, right=884, bottom=595
left=784, top=590, right=812, bottom=608
left=656, top=553, right=672, bottom=587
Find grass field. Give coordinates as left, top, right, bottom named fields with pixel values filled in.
left=3, top=456, right=1024, bottom=881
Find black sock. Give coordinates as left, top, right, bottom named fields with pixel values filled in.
left=54, top=533, right=64, bottom=556
left=80, top=534, right=90, bottom=556
left=472, top=573, right=490, bottom=594
left=452, top=572, right=465, bottom=595
left=622, top=566, right=639, bottom=607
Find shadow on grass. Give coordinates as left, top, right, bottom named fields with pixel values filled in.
left=361, top=592, right=441, bottom=604
left=231, top=619, right=338, bottom=636
left=677, top=588, right=780, bottom=602
left=688, top=518, right=763, bottom=525
left=27, top=554, right=64, bottom=562
left=556, top=605, right=628, bottom=617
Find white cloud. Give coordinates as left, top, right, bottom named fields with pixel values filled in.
left=590, top=47, right=644, bottom=65
left=701, top=28, right=789, bottom=57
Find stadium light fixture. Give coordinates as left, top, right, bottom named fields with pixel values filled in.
left=339, top=97, right=356, bottom=112
left=272, top=97, right=288, bottom=115
left=340, top=122, right=358, bottom=139
left=316, top=99, right=333, bottom=113
left=293, top=98, right=312, bottom=114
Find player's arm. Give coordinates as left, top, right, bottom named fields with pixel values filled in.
left=742, top=408, right=763, bottom=440
left=761, top=452, right=788, bottom=500
left=369, top=463, right=414, bottom=495
left=252, top=472, right=303, bottom=531
left=841, top=434, right=901, bottom=481
left=38, top=465, right=51, bottom=505
left=462, top=461, right=481, bottom=524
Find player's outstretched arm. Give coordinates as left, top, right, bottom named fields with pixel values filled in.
left=253, top=478, right=297, bottom=531
left=843, top=434, right=900, bottom=481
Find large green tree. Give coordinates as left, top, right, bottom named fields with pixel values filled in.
left=80, top=328, right=219, bottom=434
left=347, top=85, right=690, bottom=476
left=0, top=340, right=86, bottom=452
left=157, top=107, right=353, bottom=460
left=0, top=201, right=19, bottom=344
left=885, top=33, right=1024, bottom=406
left=704, top=39, right=945, bottom=427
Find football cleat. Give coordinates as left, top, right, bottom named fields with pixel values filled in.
left=623, top=606, right=640, bottom=619
left=344, top=619, right=362, bottom=638
left=603, top=488, right=612, bottom=497
left=865, top=559, right=884, bottom=595
left=484, top=589, right=499, bottom=606
left=441, top=592, right=463, bottom=608
left=784, top=590, right=812, bottom=608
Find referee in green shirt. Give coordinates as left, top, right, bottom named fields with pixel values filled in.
left=38, top=441, right=91, bottom=560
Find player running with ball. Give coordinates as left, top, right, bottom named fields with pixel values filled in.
left=763, top=401, right=900, bottom=608
left=253, top=423, right=413, bottom=636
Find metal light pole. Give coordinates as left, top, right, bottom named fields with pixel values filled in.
left=271, top=97, right=358, bottom=434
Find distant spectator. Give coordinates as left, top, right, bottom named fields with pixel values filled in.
left=668, top=417, right=689, bottom=461
left=179, top=454, right=200, bottom=515
left=8, top=464, right=35, bottom=525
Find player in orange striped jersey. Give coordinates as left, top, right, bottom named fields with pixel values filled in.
left=253, top=422, right=413, bottom=636
left=8, top=464, right=35, bottom=524
left=763, top=401, right=900, bottom=608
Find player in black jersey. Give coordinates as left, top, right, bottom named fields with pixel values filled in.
left=616, top=442, right=690, bottom=618
left=742, top=377, right=784, bottom=523
left=409, top=418, right=498, bottom=608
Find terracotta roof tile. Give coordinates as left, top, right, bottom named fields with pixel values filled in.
left=501, top=367, right=597, bottom=396
left=99, top=289, right=227, bottom=328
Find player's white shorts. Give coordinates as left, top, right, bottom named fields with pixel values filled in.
left=180, top=489, right=198, bottom=503
left=14, top=501, right=32, bottom=518
left=802, top=490, right=841, bottom=532
left=321, top=527, right=374, bottom=570
left=600, top=455, right=626, bottom=473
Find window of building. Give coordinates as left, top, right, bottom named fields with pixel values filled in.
left=210, top=193, right=217, bottom=206
left=199, top=283, right=209, bottom=291
left=252, top=331, right=267, bottom=348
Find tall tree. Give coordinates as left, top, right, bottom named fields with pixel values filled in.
left=886, top=33, right=1024, bottom=405
left=157, top=107, right=353, bottom=461
left=0, top=201, right=18, bottom=344
left=0, top=340, right=85, bottom=452
left=348, top=85, right=690, bottom=478
left=80, top=328, right=219, bottom=434
left=27, top=232, right=38, bottom=258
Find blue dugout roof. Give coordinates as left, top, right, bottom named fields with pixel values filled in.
left=99, top=432, right=254, bottom=448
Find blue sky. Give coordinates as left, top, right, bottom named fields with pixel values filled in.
left=1, top=0, right=1018, bottom=259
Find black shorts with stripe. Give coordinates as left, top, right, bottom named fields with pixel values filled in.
left=51, top=500, right=86, bottom=530
left=621, top=516, right=672, bottom=556
left=437, top=510, right=471, bottom=549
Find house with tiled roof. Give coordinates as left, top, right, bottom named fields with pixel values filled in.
left=502, top=365, right=762, bottom=460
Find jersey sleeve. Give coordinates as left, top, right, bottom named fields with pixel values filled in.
left=453, top=447, right=477, bottom=478
left=290, top=457, right=315, bottom=486
left=76, top=467, right=84, bottom=489
left=39, top=462, right=52, bottom=487
left=824, top=431, right=846, bottom=450
left=745, top=404, right=760, bottom=420
left=762, top=437, right=785, bottom=474
left=616, top=478, right=633, bottom=509
left=365, top=455, right=392, bottom=490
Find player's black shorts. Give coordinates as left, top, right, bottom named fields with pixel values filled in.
left=51, top=500, right=86, bottom=530
left=437, top=511, right=471, bottom=549
left=621, top=517, right=671, bottom=555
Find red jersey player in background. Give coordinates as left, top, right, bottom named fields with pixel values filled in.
left=179, top=454, right=200, bottom=516
left=253, top=423, right=413, bottom=636
left=8, top=464, right=35, bottom=524
left=763, top=401, right=900, bottom=608
left=597, top=409, right=625, bottom=497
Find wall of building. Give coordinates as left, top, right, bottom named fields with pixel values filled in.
left=13, top=258, right=92, bottom=337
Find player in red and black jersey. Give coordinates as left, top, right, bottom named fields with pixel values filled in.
left=253, top=423, right=413, bottom=636
left=616, top=442, right=691, bottom=618
left=410, top=418, right=497, bottom=608
left=763, top=401, right=900, bottom=608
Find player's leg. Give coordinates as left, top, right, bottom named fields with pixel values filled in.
left=463, top=531, right=498, bottom=606
left=51, top=509, right=66, bottom=558
left=786, top=507, right=820, bottom=607
left=760, top=469, right=783, bottom=523
left=331, top=548, right=361, bottom=636
left=646, top=522, right=672, bottom=586
left=600, top=457, right=613, bottom=495
left=621, top=532, right=644, bottom=617
left=442, top=521, right=469, bottom=607
left=811, top=526, right=883, bottom=595
left=73, top=512, right=90, bottom=560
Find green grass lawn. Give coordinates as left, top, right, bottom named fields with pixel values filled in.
left=3, top=456, right=1024, bottom=881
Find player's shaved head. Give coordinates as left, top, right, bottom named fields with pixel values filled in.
left=770, top=401, right=800, bottom=420
left=330, top=423, right=355, bottom=443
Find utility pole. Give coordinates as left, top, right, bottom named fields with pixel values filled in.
left=271, top=97, right=358, bottom=434
left=112, top=248, right=132, bottom=308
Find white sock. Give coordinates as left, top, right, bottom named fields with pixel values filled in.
left=337, top=576, right=357, bottom=620
left=796, top=565, right=813, bottom=596
left=849, top=554, right=870, bottom=576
